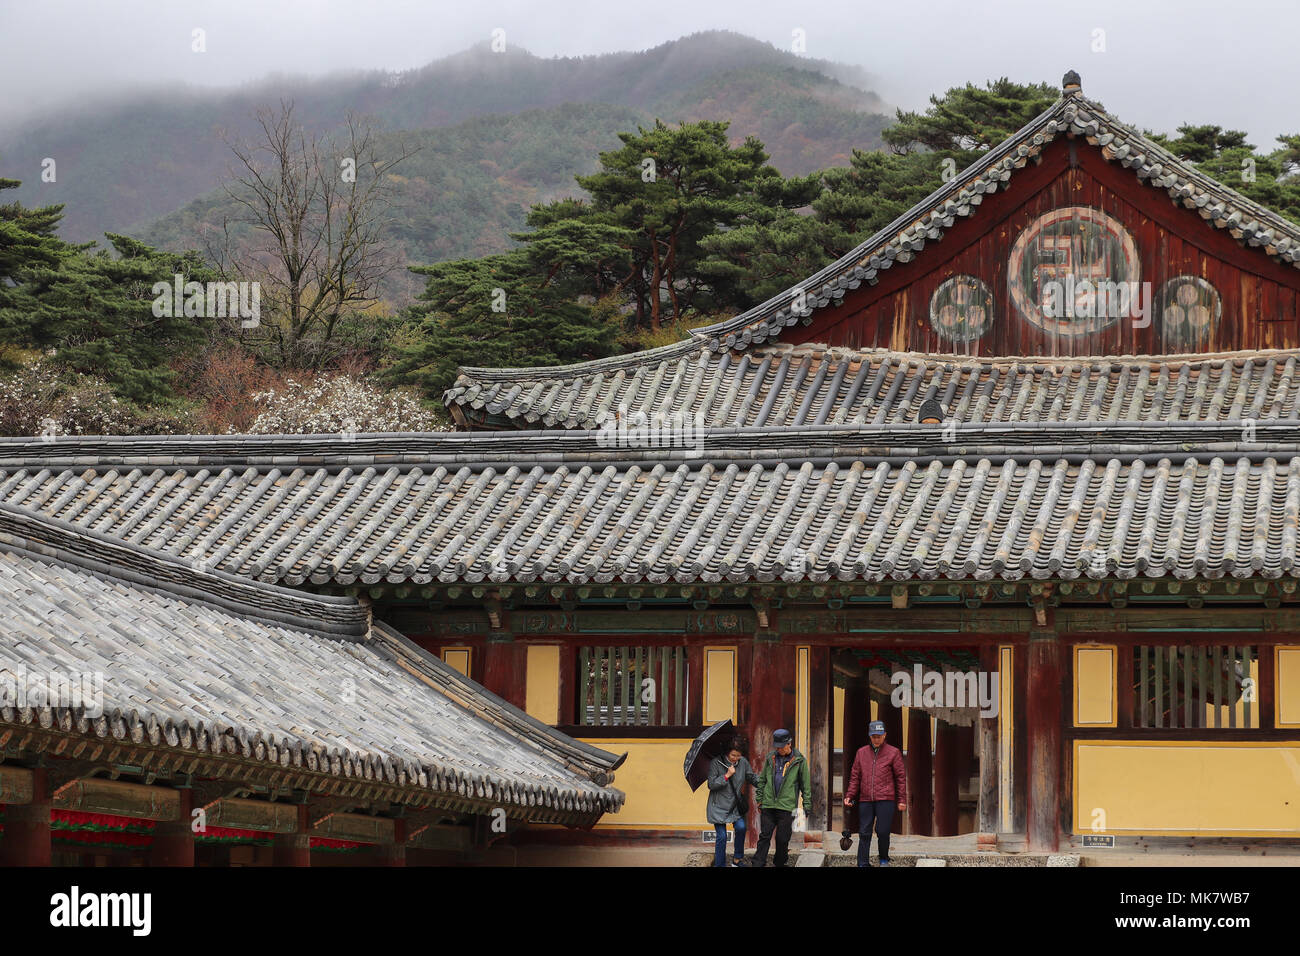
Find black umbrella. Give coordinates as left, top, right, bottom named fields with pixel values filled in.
left=683, top=719, right=736, bottom=791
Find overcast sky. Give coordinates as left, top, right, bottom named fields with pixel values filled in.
left=2, top=0, right=1297, bottom=146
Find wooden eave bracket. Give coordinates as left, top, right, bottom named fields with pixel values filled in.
left=483, top=596, right=504, bottom=630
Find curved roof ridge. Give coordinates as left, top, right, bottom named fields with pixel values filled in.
left=815, top=345, right=1300, bottom=365
left=0, top=501, right=367, bottom=637
left=370, top=620, right=626, bottom=778
left=3, top=420, right=1300, bottom=469
left=455, top=334, right=705, bottom=383
left=687, top=93, right=1073, bottom=347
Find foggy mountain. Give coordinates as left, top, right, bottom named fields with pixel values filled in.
left=1, top=30, right=892, bottom=290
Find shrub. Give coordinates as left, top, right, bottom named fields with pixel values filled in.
left=246, top=372, right=450, bottom=434
left=0, top=361, right=134, bottom=437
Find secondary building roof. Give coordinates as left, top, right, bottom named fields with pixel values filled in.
left=446, top=345, right=1300, bottom=431
left=0, top=502, right=625, bottom=823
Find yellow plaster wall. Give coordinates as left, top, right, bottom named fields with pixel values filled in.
left=442, top=647, right=471, bottom=677
left=525, top=645, right=560, bottom=725
left=1279, top=647, right=1300, bottom=728
left=580, top=738, right=709, bottom=829
left=834, top=686, right=844, bottom=750
left=796, top=646, right=810, bottom=755
left=703, top=647, right=737, bottom=724
left=1075, top=741, right=1300, bottom=835
left=998, top=645, right=1014, bottom=832
left=1074, top=645, right=1116, bottom=727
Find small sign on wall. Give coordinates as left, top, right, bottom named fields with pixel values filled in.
left=1082, top=834, right=1115, bottom=848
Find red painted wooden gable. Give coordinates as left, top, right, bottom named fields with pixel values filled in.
left=794, top=137, right=1300, bottom=357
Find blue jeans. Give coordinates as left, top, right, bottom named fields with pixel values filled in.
left=713, top=817, right=746, bottom=866
left=857, top=800, right=895, bottom=866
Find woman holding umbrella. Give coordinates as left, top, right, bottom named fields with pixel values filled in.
left=706, top=738, right=758, bottom=867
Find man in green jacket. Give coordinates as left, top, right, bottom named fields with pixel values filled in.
left=753, top=728, right=812, bottom=867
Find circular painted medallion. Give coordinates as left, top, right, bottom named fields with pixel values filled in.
left=929, top=274, right=994, bottom=343
left=1155, top=275, right=1221, bottom=347
left=1007, top=206, right=1141, bottom=336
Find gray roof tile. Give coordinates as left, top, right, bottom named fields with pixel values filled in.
left=1, top=433, right=1297, bottom=586
left=0, top=504, right=624, bottom=819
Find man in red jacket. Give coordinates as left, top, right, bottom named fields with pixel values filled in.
left=843, top=719, right=907, bottom=867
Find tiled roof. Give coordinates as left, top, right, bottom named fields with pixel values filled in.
left=446, top=345, right=1300, bottom=431
left=0, top=503, right=625, bottom=821
left=1, top=432, right=1298, bottom=586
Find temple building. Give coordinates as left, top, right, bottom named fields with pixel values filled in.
left=4, top=72, right=1300, bottom=861
left=0, top=504, right=623, bottom=865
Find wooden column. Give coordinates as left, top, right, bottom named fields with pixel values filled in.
left=150, top=788, right=194, bottom=866
left=0, top=767, right=50, bottom=866
left=746, top=637, right=796, bottom=847
left=273, top=803, right=312, bottom=867
left=880, top=690, right=905, bottom=833
left=904, top=709, right=932, bottom=836
left=378, top=819, right=406, bottom=867
left=840, top=679, right=867, bottom=835
left=955, top=724, right=975, bottom=788
left=1013, top=644, right=1028, bottom=834
left=1026, top=631, right=1063, bottom=852
left=933, top=719, right=959, bottom=836
left=976, top=645, right=999, bottom=832
left=808, top=646, right=831, bottom=833
left=481, top=637, right=527, bottom=710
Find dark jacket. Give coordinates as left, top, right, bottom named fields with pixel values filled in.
left=756, top=748, right=812, bottom=812
left=846, top=742, right=908, bottom=804
left=706, top=755, right=759, bottom=825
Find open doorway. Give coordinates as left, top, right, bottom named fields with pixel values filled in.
left=830, top=646, right=992, bottom=839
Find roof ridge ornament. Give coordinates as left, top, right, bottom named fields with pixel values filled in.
left=1062, top=70, right=1082, bottom=95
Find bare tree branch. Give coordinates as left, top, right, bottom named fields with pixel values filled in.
left=217, top=101, right=419, bottom=367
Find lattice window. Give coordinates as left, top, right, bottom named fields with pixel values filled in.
left=1131, top=645, right=1257, bottom=729
left=577, top=646, right=689, bottom=727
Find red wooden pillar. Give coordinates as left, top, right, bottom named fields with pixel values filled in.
left=879, top=691, right=905, bottom=834
left=1026, top=632, right=1062, bottom=852
left=0, top=768, right=50, bottom=866
left=273, top=804, right=312, bottom=867
left=378, top=819, right=406, bottom=867
left=977, top=644, right=1001, bottom=833
left=809, top=646, right=831, bottom=834
left=150, top=788, right=194, bottom=866
left=904, top=709, right=933, bottom=836
left=840, top=679, right=867, bottom=835
left=955, top=724, right=975, bottom=790
left=746, top=638, right=796, bottom=848
left=933, top=719, right=959, bottom=836
left=481, top=637, right=526, bottom=710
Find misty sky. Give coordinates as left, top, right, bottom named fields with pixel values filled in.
left=2, top=0, right=1297, bottom=147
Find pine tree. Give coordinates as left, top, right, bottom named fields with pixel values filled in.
left=0, top=177, right=76, bottom=322
left=0, top=200, right=220, bottom=403
left=385, top=249, right=618, bottom=401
